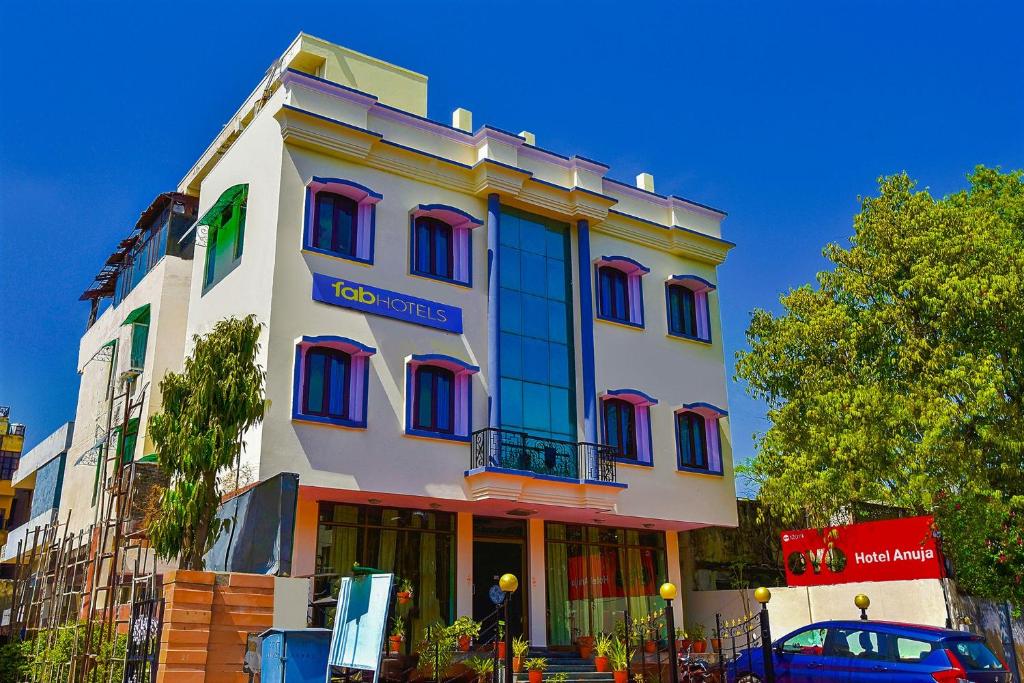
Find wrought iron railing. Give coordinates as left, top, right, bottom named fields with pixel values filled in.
left=470, top=428, right=618, bottom=483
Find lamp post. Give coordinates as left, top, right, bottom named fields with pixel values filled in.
left=659, top=583, right=679, bottom=683
left=855, top=594, right=870, bottom=621
left=499, top=573, right=518, bottom=683
left=754, top=587, right=775, bottom=683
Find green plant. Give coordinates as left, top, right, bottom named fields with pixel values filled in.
left=397, top=577, right=414, bottom=594
left=417, top=622, right=457, bottom=675
left=466, top=656, right=495, bottom=674
left=0, top=641, right=30, bottom=683
left=594, top=633, right=613, bottom=657
left=550, top=673, right=569, bottom=683
left=513, top=635, right=530, bottom=658
left=148, top=315, right=266, bottom=569
left=633, top=674, right=645, bottom=683
left=451, top=616, right=481, bottom=639
left=391, top=616, right=405, bottom=639
left=497, top=619, right=505, bottom=641
left=525, top=657, right=548, bottom=672
left=22, top=621, right=126, bottom=683
left=608, top=638, right=629, bottom=672
left=674, top=627, right=687, bottom=640
left=687, top=622, right=706, bottom=642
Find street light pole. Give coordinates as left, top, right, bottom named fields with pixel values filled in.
left=855, top=594, right=870, bottom=621
left=754, top=587, right=774, bottom=683
left=500, top=573, right=519, bottom=683
left=659, top=583, right=679, bottom=683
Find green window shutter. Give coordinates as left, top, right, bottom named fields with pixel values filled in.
left=130, top=323, right=149, bottom=370
left=121, top=303, right=151, bottom=327
left=200, top=184, right=249, bottom=290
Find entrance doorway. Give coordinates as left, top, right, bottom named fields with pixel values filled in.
left=472, top=517, right=527, bottom=638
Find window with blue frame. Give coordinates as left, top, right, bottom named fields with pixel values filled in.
left=413, top=365, right=455, bottom=434
left=602, top=399, right=637, bottom=459
left=413, top=217, right=454, bottom=280
left=676, top=411, right=708, bottom=469
left=303, top=348, right=351, bottom=420
left=313, top=192, right=358, bottom=258
left=667, top=285, right=698, bottom=337
left=598, top=267, right=631, bottom=323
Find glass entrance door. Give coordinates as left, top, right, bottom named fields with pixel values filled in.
left=473, top=517, right=527, bottom=638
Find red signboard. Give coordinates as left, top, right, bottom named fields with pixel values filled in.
left=781, top=515, right=944, bottom=586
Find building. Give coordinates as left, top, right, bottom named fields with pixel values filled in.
left=0, top=407, right=27, bottom=548
left=60, top=34, right=738, bottom=646
left=0, top=422, right=74, bottom=566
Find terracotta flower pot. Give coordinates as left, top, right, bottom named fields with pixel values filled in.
left=677, top=639, right=691, bottom=653
left=644, top=640, right=657, bottom=654
left=388, top=636, right=403, bottom=655
left=459, top=635, right=471, bottom=652
left=613, top=671, right=629, bottom=683
left=529, top=670, right=543, bottom=683
left=710, top=638, right=721, bottom=652
left=513, top=657, right=523, bottom=673
left=594, top=656, right=610, bottom=672
left=397, top=591, right=412, bottom=605
left=497, top=642, right=506, bottom=659
left=577, top=635, right=595, bottom=659
left=692, top=639, right=707, bottom=654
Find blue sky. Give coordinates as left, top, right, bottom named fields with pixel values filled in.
left=2, top=2, right=1022, bottom=480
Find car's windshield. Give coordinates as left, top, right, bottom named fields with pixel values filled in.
left=943, top=639, right=1005, bottom=671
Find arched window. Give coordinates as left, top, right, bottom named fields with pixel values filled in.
left=675, top=403, right=727, bottom=474
left=600, top=389, right=657, bottom=464
left=304, top=178, right=380, bottom=263
left=405, top=354, right=479, bottom=441
left=665, top=275, right=715, bottom=342
left=413, top=365, right=455, bottom=434
left=602, top=398, right=637, bottom=459
left=595, top=256, right=648, bottom=328
left=408, top=205, right=481, bottom=286
left=303, top=348, right=351, bottom=420
left=413, top=217, right=454, bottom=280
left=312, top=192, right=358, bottom=257
left=293, top=336, right=375, bottom=428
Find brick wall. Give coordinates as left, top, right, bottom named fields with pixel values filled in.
left=157, top=570, right=275, bottom=683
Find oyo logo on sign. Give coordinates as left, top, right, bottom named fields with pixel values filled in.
left=780, top=515, right=944, bottom=586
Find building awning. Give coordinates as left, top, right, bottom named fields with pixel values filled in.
left=121, top=303, right=151, bottom=326
left=197, top=184, right=248, bottom=230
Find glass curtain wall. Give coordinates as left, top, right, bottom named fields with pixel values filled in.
left=315, top=502, right=456, bottom=642
left=498, top=208, right=576, bottom=442
left=545, top=523, right=667, bottom=646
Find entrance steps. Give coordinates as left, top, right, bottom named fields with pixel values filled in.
left=513, top=651, right=613, bottom=683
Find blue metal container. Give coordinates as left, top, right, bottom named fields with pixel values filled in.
left=259, top=628, right=332, bottom=683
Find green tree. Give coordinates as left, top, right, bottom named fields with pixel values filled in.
left=736, top=167, right=1024, bottom=603
left=148, top=315, right=266, bottom=570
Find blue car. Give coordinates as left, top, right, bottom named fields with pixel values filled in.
left=725, top=619, right=1010, bottom=682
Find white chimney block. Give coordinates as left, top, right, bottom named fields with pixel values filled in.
left=519, top=131, right=536, bottom=146
left=452, top=108, right=473, bottom=132
left=636, top=172, right=655, bottom=193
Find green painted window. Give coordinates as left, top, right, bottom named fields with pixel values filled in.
left=201, top=184, right=248, bottom=291
left=498, top=209, right=576, bottom=442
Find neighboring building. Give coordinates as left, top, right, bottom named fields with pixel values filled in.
left=0, top=422, right=74, bottom=565
left=172, top=34, right=737, bottom=645
left=56, top=34, right=737, bottom=645
left=0, top=407, right=27, bottom=548
left=60, top=192, right=198, bottom=536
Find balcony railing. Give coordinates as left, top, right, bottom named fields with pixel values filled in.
left=470, top=427, right=618, bottom=483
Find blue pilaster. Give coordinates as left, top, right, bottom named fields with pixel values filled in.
left=577, top=219, right=598, bottom=443
left=487, top=193, right=501, bottom=428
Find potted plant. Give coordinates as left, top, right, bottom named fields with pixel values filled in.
left=512, top=635, right=530, bottom=672
left=496, top=621, right=506, bottom=659
left=577, top=633, right=596, bottom=659
left=608, top=638, right=629, bottom=683
left=593, top=633, right=613, bottom=672
left=466, top=656, right=494, bottom=683
left=452, top=616, right=481, bottom=652
left=397, top=577, right=414, bottom=605
left=710, top=631, right=721, bottom=653
left=525, top=657, right=548, bottom=683
left=389, top=616, right=405, bottom=655
left=688, top=622, right=707, bottom=653
left=549, top=673, right=568, bottom=683
left=642, top=610, right=662, bottom=653
left=674, top=627, right=690, bottom=653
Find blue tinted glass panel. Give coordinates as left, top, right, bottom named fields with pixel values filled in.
left=519, top=218, right=546, bottom=255
left=547, top=260, right=566, bottom=301
left=522, top=338, right=549, bottom=384
left=549, top=345, right=569, bottom=385
left=523, top=295, right=548, bottom=339
left=500, top=333, right=523, bottom=379
left=500, top=214, right=520, bottom=247
left=500, top=247, right=521, bottom=289
left=549, top=301, right=567, bottom=343
left=501, top=378, right=523, bottom=428
left=523, top=383, right=550, bottom=433
left=521, top=252, right=546, bottom=296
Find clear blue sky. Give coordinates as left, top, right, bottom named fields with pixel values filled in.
left=2, top=2, right=1022, bottom=480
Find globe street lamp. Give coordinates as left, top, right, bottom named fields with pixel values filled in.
left=659, top=583, right=680, bottom=683
left=754, top=587, right=774, bottom=683
left=855, top=594, right=870, bottom=621
left=500, top=574, right=518, bottom=683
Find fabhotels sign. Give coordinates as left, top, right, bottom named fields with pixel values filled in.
left=312, top=272, right=463, bottom=334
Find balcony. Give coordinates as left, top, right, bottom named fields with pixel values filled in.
left=464, top=428, right=625, bottom=511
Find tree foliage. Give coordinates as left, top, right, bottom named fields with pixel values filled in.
left=736, top=167, right=1024, bottom=601
left=148, top=314, right=266, bottom=570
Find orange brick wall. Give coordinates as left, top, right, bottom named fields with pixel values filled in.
left=157, top=570, right=275, bottom=683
